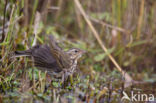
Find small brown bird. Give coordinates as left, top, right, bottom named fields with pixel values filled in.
left=13, top=35, right=85, bottom=82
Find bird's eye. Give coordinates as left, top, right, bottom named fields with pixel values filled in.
left=75, top=50, right=78, bottom=53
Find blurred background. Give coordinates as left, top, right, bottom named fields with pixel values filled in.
left=0, top=0, right=156, bottom=102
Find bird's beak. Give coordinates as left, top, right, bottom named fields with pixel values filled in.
left=81, top=49, right=86, bottom=54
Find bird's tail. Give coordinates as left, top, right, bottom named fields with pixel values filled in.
left=10, top=50, right=32, bottom=58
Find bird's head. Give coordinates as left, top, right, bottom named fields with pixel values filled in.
left=66, top=48, right=86, bottom=61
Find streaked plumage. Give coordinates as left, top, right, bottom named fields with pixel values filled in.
left=13, top=35, right=85, bottom=82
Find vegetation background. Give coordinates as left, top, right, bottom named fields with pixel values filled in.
left=0, top=0, right=156, bottom=102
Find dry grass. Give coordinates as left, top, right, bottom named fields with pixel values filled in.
left=0, top=0, right=156, bottom=102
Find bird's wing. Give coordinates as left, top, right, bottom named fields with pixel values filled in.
left=48, top=35, right=71, bottom=69
left=32, top=44, right=62, bottom=72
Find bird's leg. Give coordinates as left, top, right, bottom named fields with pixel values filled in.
left=61, top=72, right=65, bottom=84
left=61, top=70, right=66, bottom=88
left=61, top=69, right=69, bottom=88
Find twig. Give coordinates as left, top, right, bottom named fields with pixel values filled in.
left=4, top=4, right=15, bottom=42
left=137, top=0, right=144, bottom=39
left=74, top=0, right=133, bottom=83
left=32, top=12, right=41, bottom=46
left=0, top=0, right=8, bottom=43
left=48, top=6, right=60, bottom=10
left=89, top=16, right=130, bottom=35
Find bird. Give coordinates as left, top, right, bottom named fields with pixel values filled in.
left=12, top=35, right=86, bottom=82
